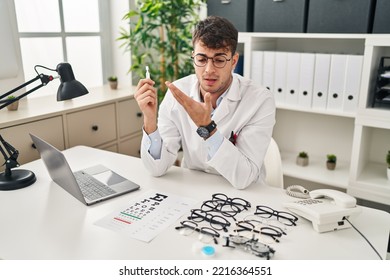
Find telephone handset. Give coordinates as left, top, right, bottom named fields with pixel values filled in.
left=284, top=188, right=361, bottom=233
left=310, top=189, right=357, bottom=208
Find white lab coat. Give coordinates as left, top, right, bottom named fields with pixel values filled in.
left=141, top=73, right=276, bottom=189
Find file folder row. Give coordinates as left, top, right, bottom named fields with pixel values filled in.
left=251, top=51, right=364, bottom=113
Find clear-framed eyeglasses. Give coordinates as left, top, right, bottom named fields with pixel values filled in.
left=191, top=54, right=233, bottom=68
left=175, top=220, right=220, bottom=244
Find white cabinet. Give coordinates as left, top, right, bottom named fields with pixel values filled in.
left=239, top=33, right=390, bottom=205
left=117, top=98, right=143, bottom=157
left=0, top=86, right=143, bottom=172
left=117, top=98, right=143, bottom=137
left=67, top=104, right=117, bottom=148
left=0, top=116, right=65, bottom=167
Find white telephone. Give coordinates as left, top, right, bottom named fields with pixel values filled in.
left=283, top=188, right=362, bottom=233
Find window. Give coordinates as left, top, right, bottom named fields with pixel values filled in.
left=14, top=0, right=111, bottom=96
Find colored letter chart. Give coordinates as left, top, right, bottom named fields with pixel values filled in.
left=94, top=190, right=198, bottom=242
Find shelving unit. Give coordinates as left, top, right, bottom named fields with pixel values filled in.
left=238, top=32, right=390, bottom=206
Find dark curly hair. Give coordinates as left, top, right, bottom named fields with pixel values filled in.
left=192, top=16, right=238, bottom=55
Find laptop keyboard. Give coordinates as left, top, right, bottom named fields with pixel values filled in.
left=74, top=171, right=116, bottom=201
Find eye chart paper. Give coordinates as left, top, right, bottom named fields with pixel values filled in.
left=94, top=190, right=198, bottom=242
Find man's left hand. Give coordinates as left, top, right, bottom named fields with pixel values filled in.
left=165, top=81, right=213, bottom=127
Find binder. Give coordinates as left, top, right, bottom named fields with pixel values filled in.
left=251, top=51, right=264, bottom=87
left=273, top=52, right=288, bottom=104
left=327, top=54, right=347, bottom=112
left=285, top=52, right=301, bottom=105
left=312, top=53, right=331, bottom=110
left=343, top=55, right=363, bottom=113
left=298, top=53, right=316, bottom=108
left=262, top=51, right=275, bottom=93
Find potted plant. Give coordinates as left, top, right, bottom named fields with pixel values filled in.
left=386, top=150, right=390, bottom=180
left=107, top=76, right=118, bottom=90
left=6, top=95, right=19, bottom=111
left=326, top=154, right=337, bottom=170
left=296, top=151, right=309, bottom=166
left=118, top=0, right=205, bottom=103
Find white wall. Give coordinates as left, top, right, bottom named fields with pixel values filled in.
left=110, top=1, right=132, bottom=88
left=0, top=0, right=24, bottom=95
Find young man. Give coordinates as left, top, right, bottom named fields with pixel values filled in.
left=134, top=16, right=275, bottom=189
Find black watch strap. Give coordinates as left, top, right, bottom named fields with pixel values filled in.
left=196, top=120, right=217, bottom=138
left=204, top=120, right=217, bottom=133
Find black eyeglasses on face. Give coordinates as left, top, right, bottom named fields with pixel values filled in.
left=175, top=220, right=220, bottom=244
left=191, top=54, right=232, bottom=68
left=254, top=205, right=299, bottom=226
left=188, top=209, right=231, bottom=232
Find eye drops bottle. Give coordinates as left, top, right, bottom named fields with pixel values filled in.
left=146, top=66, right=150, bottom=79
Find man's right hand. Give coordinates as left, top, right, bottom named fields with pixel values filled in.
left=134, top=78, right=158, bottom=134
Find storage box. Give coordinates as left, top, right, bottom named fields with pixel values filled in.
left=207, top=0, right=254, bottom=32
left=253, top=0, right=309, bottom=33
left=307, top=0, right=375, bottom=33
left=372, top=0, right=390, bottom=33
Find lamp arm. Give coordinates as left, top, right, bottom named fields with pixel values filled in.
left=0, top=74, right=53, bottom=110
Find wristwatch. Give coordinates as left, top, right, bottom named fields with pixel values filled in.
left=196, top=120, right=217, bottom=139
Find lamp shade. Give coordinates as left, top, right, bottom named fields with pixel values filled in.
left=56, top=63, right=88, bottom=101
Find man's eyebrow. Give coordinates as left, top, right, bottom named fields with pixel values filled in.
left=195, top=52, right=229, bottom=57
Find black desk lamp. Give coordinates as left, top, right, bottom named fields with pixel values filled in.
left=0, top=63, right=88, bottom=191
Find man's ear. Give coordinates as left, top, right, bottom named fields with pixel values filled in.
left=232, top=52, right=240, bottom=69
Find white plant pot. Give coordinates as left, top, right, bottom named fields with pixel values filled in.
left=387, top=168, right=390, bottom=181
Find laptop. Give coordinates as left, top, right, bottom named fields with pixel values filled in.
left=30, top=133, right=140, bottom=206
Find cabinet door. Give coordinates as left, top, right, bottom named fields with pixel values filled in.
left=118, top=98, right=143, bottom=138
left=119, top=134, right=142, bottom=158
left=66, top=104, right=117, bottom=147
left=0, top=116, right=64, bottom=167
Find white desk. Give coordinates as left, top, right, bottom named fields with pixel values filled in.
left=0, top=146, right=389, bottom=260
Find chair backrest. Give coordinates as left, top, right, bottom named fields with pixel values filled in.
left=263, top=137, right=284, bottom=188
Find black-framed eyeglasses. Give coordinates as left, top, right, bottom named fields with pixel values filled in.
left=201, top=200, right=239, bottom=221
left=201, top=196, right=249, bottom=221
left=191, top=54, right=233, bottom=68
left=255, top=205, right=299, bottom=226
left=175, top=220, right=220, bottom=244
left=212, top=193, right=251, bottom=210
left=188, top=209, right=231, bottom=232
left=243, top=217, right=287, bottom=236
left=234, top=221, right=282, bottom=243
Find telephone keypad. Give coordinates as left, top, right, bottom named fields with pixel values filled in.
left=295, top=199, right=323, bottom=206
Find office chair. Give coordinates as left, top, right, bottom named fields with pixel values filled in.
left=263, top=137, right=284, bottom=188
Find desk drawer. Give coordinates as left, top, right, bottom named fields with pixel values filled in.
left=118, top=98, right=143, bottom=138
left=119, top=134, right=142, bottom=158
left=66, top=104, right=117, bottom=147
left=0, top=116, right=64, bottom=167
